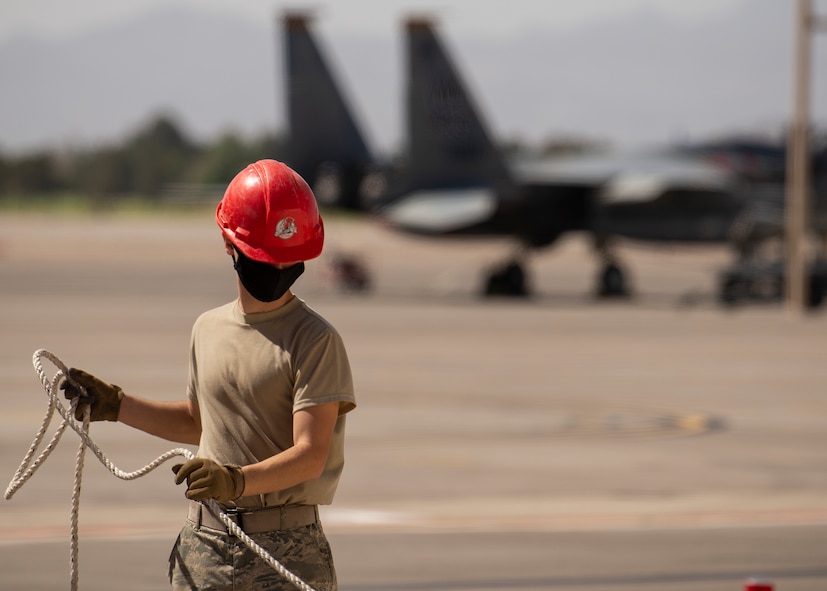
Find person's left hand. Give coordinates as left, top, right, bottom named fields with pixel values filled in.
left=172, top=458, right=245, bottom=502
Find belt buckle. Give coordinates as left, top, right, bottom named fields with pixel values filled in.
left=224, top=507, right=242, bottom=535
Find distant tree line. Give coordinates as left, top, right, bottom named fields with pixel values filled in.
left=0, top=114, right=285, bottom=202
left=0, top=113, right=613, bottom=205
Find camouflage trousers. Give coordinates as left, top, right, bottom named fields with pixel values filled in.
left=168, top=519, right=337, bottom=590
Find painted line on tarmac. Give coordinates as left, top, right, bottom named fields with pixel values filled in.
left=0, top=523, right=181, bottom=546
left=321, top=506, right=827, bottom=534
left=3, top=506, right=826, bottom=544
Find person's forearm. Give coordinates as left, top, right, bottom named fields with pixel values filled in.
left=118, top=394, right=201, bottom=445
left=240, top=404, right=338, bottom=497
left=240, top=442, right=329, bottom=497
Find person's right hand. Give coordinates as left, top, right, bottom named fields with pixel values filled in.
left=60, top=368, right=124, bottom=422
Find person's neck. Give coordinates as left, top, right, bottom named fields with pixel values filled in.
left=237, top=288, right=294, bottom=315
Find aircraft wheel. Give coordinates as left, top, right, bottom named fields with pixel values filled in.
left=596, top=262, right=629, bottom=298
left=483, top=260, right=528, bottom=297
left=808, top=273, right=826, bottom=309
left=719, top=274, right=748, bottom=306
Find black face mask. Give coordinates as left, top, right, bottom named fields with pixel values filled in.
left=232, top=248, right=305, bottom=302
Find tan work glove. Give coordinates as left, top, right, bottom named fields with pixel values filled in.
left=172, top=458, right=245, bottom=502
left=59, top=368, right=124, bottom=422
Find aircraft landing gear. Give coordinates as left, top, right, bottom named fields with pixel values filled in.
left=717, top=257, right=827, bottom=309
left=595, top=260, right=630, bottom=299
left=593, top=237, right=630, bottom=299
left=483, top=258, right=529, bottom=297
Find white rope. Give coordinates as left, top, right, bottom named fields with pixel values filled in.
left=5, top=349, right=318, bottom=591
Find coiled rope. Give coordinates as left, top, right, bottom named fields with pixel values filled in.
left=5, top=349, right=318, bottom=591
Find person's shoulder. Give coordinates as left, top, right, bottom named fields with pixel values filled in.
left=292, top=298, right=340, bottom=336
left=193, top=301, right=236, bottom=327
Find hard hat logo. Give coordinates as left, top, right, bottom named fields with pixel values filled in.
left=275, top=217, right=298, bottom=240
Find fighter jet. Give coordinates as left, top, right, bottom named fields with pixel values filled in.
left=374, top=17, right=781, bottom=298
left=280, top=14, right=827, bottom=306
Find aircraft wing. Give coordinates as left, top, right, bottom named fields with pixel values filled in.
left=514, top=151, right=735, bottom=203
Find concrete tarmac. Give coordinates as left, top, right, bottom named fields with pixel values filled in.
left=1, top=211, right=825, bottom=590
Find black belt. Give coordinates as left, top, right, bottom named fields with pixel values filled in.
left=188, top=500, right=319, bottom=535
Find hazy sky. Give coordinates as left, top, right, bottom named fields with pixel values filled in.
left=0, top=0, right=745, bottom=41
left=2, top=0, right=825, bottom=155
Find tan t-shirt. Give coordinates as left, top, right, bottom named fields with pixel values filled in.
left=187, top=296, right=356, bottom=508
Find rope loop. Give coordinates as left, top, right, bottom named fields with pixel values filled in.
left=5, top=349, right=318, bottom=591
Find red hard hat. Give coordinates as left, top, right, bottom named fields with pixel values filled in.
left=216, top=160, right=324, bottom=264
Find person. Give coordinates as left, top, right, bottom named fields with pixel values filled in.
left=61, top=159, right=356, bottom=591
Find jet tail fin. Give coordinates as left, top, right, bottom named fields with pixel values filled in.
left=404, top=18, right=513, bottom=191
left=281, top=13, right=374, bottom=209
